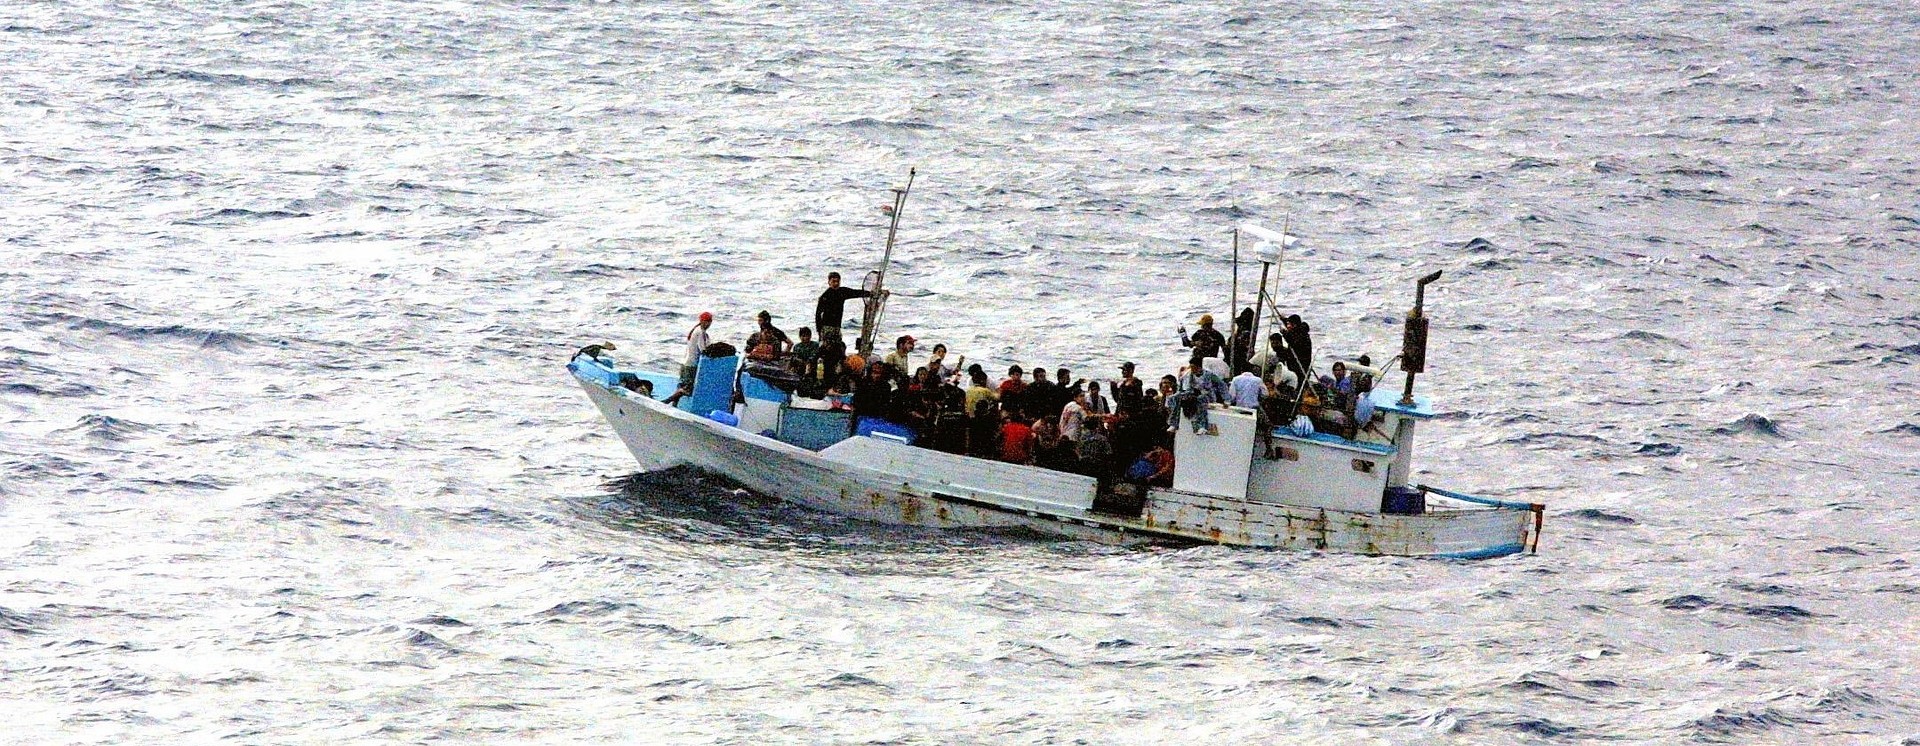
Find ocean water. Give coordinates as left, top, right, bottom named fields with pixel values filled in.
left=3, top=0, right=1918, bottom=742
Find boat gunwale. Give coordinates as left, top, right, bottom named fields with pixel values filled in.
left=573, top=365, right=1529, bottom=525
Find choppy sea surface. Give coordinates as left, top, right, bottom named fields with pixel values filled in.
left=4, top=0, right=1918, bottom=742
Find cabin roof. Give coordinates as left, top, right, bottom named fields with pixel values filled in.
left=1368, top=389, right=1436, bottom=419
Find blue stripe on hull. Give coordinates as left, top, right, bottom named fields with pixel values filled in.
left=1434, top=542, right=1525, bottom=560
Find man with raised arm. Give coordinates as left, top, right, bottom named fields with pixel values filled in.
left=814, top=271, right=873, bottom=346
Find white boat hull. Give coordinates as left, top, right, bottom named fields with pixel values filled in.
left=575, top=371, right=1539, bottom=558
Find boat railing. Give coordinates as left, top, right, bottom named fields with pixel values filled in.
left=1417, top=484, right=1545, bottom=554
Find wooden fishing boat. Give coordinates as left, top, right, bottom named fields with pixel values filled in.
left=569, top=352, right=1542, bottom=557
left=566, top=178, right=1543, bottom=557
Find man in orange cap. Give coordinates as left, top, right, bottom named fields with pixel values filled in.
left=1180, top=313, right=1226, bottom=360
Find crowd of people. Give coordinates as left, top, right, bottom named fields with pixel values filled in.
left=660, top=271, right=1384, bottom=489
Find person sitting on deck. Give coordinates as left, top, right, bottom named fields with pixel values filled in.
left=851, top=362, right=893, bottom=417
left=924, top=343, right=953, bottom=382
left=745, top=310, right=791, bottom=361
left=817, top=336, right=848, bottom=392
left=898, top=372, right=937, bottom=435
left=1257, top=375, right=1292, bottom=455
left=1352, top=368, right=1379, bottom=438
left=1030, top=415, right=1076, bottom=472
left=998, top=410, right=1034, bottom=464
left=1353, top=354, right=1376, bottom=393
left=1075, top=416, right=1115, bottom=490
left=1330, top=361, right=1355, bottom=407
left=790, top=327, right=820, bottom=376
left=1168, top=355, right=1229, bottom=436
left=882, top=335, right=917, bottom=380
left=617, top=373, right=654, bottom=399
left=907, top=366, right=933, bottom=393
left=1125, top=443, right=1175, bottom=488
left=1248, top=332, right=1289, bottom=382
left=1180, top=313, right=1227, bottom=360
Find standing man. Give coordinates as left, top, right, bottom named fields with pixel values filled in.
left=679, top=311, right=714, bottom=397
left=1228, top=368, right=1263, bottom=409
left=999, top=365, right=1028, bottom=417
left=1281, top=314, right=1314, bottom=384
left=1025, top=367, right=1060, bottom=421
left=1115, top=361, right=1144, bottom=413
left=1084, top=380, right=1111, bottom=416
left=1060, top=389, right=1091, bottom=443
left=814, top=271, right=874, bottom=347
left=1055, top=368, right=1078, bottom=410
left=1229, top=307, right=1256, bottom=373
left=1180, top=314, right=1227, bottom=360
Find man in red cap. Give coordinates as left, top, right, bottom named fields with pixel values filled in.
left=678, top=311, right=714, bottom=397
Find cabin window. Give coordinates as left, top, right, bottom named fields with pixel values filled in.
left=1351, top=459, right=1375, bottom=473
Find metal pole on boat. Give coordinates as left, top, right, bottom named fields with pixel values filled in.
left=1250, top=244, right=1271, bottom=369
left=1230, top=228, right=1239, bottom=331
left=1248, top=216, right=1286, bottom=358
left=858, top=168, right=915, bottom=357
left=1399, top=270, right=1443, bottom=406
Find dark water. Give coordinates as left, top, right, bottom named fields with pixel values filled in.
left=4, top=0, right=1918, bottom=742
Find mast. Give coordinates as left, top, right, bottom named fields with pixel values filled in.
left=1230, top=228, right=1239, bottom=332
left=1248, top=215, right=1287, bottom=354
left=857, top=168, right=915, bottom=357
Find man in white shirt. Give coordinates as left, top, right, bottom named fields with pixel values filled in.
left=1229, top=369, right=1263, bottom=409
left=679, top=311, right=713, bottom=395
left=1059, top=390, right=1090, bottom=442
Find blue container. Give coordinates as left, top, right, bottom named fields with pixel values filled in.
left=740, top=373, right=789, bottom=403
left=683, top=355, right=738, bottom=415
left=778, top=407, right=854, bottom=451
left=855, top=417, right=916, bottom=445
left=1382, top=486, right=1425, bottom=515
left=706, top=410, right=740, bottom=427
